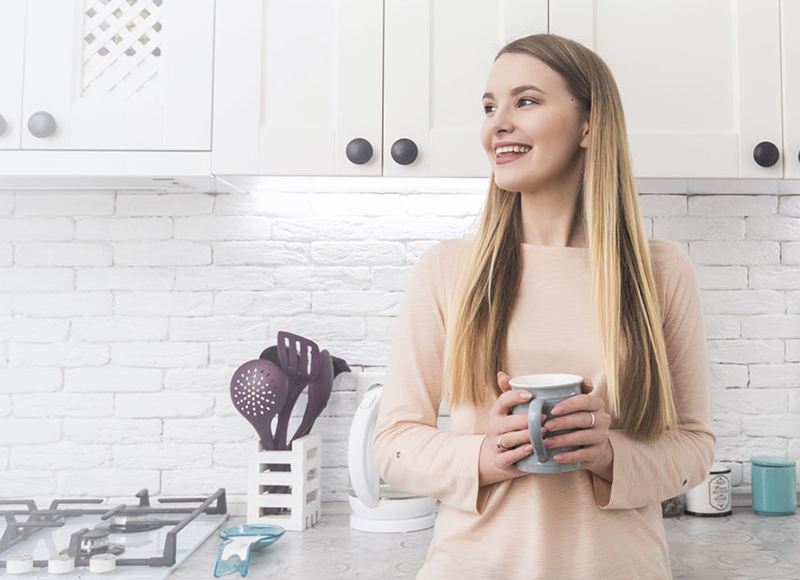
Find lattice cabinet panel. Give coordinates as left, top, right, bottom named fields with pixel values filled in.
left=21, top=0, right=214, bottom=151
left=81, top=0, right=164, bottom=101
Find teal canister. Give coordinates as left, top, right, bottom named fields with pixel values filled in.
left=750, top=456, right=797, bottom=515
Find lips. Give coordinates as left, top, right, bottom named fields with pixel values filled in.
left=495, top=149, right=530, bottom=164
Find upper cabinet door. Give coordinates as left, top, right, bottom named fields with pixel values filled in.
left=550, top=0, right=783, bottom=179
left=383, top=0, right=548, bottom=177
left=212, top=0, right=383, bottom=176
left=22, top=0, right=214, bottom=151
left=0, top=1, right=26, bottom=150
left=782, top=0, right=800, bottom=178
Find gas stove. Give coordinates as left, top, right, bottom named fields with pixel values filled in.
left=0, top=488, right=228, bottom=579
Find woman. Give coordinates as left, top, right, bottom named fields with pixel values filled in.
left=372, top=33, right=716, bottom=579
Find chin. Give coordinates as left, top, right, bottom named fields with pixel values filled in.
left=493, top=174, right=534, bottom=193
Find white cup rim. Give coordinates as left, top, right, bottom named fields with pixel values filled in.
left=508, top=373, right=583, bottom=388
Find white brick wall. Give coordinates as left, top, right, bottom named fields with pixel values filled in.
left=0, top=183, right=798, bottom=505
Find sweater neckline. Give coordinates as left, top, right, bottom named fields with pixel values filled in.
left=521, top=243, right=588, bottom=251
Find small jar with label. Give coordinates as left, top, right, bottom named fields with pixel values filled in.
left=685, top=462, right=732, bottom=517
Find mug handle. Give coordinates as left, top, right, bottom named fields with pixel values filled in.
left=528, top=398, right=549, bottom=464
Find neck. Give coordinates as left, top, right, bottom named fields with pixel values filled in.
left=519, top=189, right=585, bottom=247
left=518, top=154, right=586, bottom=247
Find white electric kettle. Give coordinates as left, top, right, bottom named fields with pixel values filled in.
left=347, top=372, right=437, bottom=533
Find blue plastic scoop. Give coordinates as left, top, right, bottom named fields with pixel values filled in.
left=213, top=525, right=284, bottom=577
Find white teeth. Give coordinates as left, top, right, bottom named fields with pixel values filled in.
left=495, top=145, right=531, bottom=154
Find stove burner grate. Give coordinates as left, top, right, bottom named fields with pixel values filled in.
left=95, top=512, right=173, bottom=534
left=0, top=488, right=227, bottom=569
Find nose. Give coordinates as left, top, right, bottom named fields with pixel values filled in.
left=486, top=104, right=514, bottom=136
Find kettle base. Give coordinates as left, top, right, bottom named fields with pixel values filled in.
left=350, top=511, right=436, bottom=533
left=349, top=495, right=437, bottom=532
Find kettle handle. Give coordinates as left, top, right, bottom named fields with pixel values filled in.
left=347, top=386, right=383, bottom=508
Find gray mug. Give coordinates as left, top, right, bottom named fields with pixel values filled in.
left=509, top=373, right=584, bottom=474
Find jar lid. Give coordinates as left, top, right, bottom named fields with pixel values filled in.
left=710, top=462, right=730, bottom=474
left=751, top=456, right=796, bottom=467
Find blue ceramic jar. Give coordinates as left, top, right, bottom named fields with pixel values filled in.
left=751, top=456, right=797, bottom=516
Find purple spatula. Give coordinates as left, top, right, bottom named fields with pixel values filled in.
left=289, top=349, right=333, bottom=444
left=230, top=359, right=288, bottom=451
left=272, top=331, right=321, bottom=451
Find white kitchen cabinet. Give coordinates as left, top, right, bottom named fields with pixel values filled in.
left=3, top=0, right=797, bottom=189
left=0, top=2, right=26, bottom=150
left=0, top=0, right=220, bottom=192
left=782, top=0, right=800, bottom=179
left=212, top=0, right=548, bottom=181
left=550, top=0, right=790, bottom=179
left=382, top=0, right=547, bottom=177
left=214, top=0, right=796, bottom=182
left=212, top=0, right=384, bottom=177
left=23, top=0, right=214, bottom=150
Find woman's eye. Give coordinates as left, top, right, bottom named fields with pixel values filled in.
left=483, top=97, right=538, bottom=114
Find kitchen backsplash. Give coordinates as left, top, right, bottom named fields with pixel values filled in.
left=1, top=180, right=799, bottom=503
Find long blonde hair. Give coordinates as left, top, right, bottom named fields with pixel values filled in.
left=441, top=33, right=677, bottom=441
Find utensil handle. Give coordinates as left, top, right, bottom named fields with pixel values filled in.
left=289, top=409, right=314, bottom=445
left=274, top=379, right=306, bottom=450
left=270, top=389, right=302, bottom=513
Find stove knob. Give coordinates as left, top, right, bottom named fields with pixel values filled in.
left=89, top=553, right=116, bottom=574
left=48, top=554, right=76, bottom=575
left=6, top=555, right=34, bottom=574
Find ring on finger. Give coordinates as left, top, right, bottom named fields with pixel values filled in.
left=588, top=411, right=596, bottom=428
left=496, top=433, right=512, bottom=451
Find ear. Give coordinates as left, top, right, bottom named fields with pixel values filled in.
left=579, top=119, right=590, bottom=149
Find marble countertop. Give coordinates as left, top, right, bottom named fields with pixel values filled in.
left=173, top=502, right=800, bottom=579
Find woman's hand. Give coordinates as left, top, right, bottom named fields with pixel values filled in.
left=539, top=378, right=614, bottom=481
left=477, top=372, right=545, bottom=487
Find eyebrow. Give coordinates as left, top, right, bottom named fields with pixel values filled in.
left=482, top=85, right=546, bottom=100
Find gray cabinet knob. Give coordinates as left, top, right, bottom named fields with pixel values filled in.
left=346, top=138, right=373, bottom=165
left=28, top=111, right=57, bottom=138
left=0, top=114, right=6, bottom=136
left=753, top=141, right=779, bottom=168
left=391, top=138, right=418, bottom=165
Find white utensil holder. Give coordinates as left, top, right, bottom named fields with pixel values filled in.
left=247, top=433, right=321, bottom=531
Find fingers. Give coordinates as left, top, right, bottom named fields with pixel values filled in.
left=544, top=409, right=604, bottom=432
left=548, top=445, right=605, bottom=466
left=494, top=430, right=534, bottom=468
left=497, top=371, right=511, bottom=392
left=494, top=385, right=532, bottom=417
left=550, top=393, right=603, bottom=416
left=497, top=427, right=533, bottom=450
left=500, top=443, right=534, bottom=469
left=580, top=380, right=594, bottom=394
left=542, top=426, right=607, bottom=450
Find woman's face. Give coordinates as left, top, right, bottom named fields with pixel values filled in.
left=480, top=52, right=589, bottom=194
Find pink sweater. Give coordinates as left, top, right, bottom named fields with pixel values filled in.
left=373, top=237, right=716, bottom=580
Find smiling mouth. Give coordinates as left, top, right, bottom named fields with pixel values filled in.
left=495, top=149, right=530, bottom=163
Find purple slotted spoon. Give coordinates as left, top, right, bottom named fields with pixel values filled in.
left=230, top=359, right=288, bottom=451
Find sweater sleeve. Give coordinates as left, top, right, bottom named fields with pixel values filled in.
left=372, top=242, right=490, bottom=515
left=592, top=242, right=717, bottom=509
